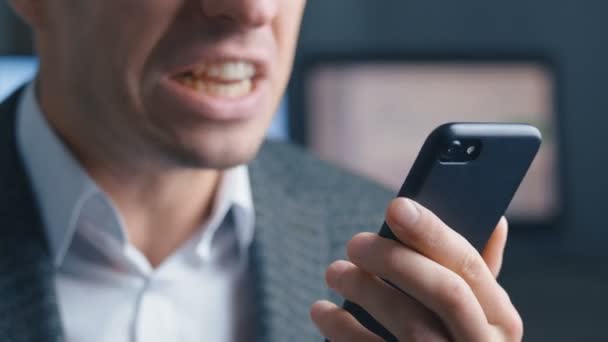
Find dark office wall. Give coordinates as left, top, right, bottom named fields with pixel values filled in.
left=295, top=0, right=608, bottom=256
left=0, top=1, right=32, bottom=54
left=1, top=0, right=606, bottom=254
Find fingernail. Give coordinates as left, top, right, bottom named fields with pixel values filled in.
left=394, top=198, right=421, bottom=227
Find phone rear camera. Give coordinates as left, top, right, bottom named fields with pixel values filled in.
left=439, top=139, right=482, bottom=163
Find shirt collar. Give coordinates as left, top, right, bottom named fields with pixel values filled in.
left=195, top=165, right=255, bottom=261
left=16, top=82, right=255, bottom=267
left=16, top=82, right=108, bottom=267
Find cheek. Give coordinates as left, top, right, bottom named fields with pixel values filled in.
left=95, top=1, right=180, bottom=110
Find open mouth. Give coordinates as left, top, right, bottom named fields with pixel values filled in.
left=173, top=61, right=258, bottom=99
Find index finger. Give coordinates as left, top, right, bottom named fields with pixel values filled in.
left=385, top=197, right=515, bottom=324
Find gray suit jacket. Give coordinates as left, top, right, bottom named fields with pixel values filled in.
left=0, top=90, right=392, bottom=341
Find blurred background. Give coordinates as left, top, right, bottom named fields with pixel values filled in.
left=2, top=0, right=607, bottom=340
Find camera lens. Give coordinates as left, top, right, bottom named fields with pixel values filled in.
left=446, top=140, right=462, bottom=155
left=439, top=140, right=462, bottom=161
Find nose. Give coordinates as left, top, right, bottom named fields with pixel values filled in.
left=201, top=0, right=279, bottom=28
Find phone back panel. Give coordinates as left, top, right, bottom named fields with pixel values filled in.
left=342, top=123, right=541, bottom=341
left=381, top=122, right=542, bottom=250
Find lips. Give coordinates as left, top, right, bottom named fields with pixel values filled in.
left=147, top=44, right=275, bottom=122
left=151, top=55, right=270, bottom=123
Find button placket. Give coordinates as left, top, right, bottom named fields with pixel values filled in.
left=133, top=279, right=181, bottom=342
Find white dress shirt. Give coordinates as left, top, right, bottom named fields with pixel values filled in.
left=16, top=83, right=256, bottom=342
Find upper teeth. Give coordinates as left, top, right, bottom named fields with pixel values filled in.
left=194, top=61, right=256, bottom=81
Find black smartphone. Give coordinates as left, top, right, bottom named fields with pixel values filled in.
left=342, top=122, right=542, bottom=341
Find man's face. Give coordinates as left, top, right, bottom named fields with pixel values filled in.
left=32, top=0, right=306, bottom=168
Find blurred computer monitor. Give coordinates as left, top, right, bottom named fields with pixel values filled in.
left=0, top=56, right=38, bottom=101
left=298, top=60, right=560, bottom=226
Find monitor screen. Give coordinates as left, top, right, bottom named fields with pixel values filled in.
left=305, top=62, right=559, bottom=222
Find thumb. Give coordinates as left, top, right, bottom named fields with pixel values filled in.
left=482, top=216, right=509, bottom=278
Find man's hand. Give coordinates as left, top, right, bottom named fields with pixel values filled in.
left=310, top=198, right=523, bottom=341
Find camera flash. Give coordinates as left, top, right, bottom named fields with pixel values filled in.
left=466, top=146, right=476, bottom=155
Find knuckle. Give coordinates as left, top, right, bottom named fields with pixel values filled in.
left=497, top=285, right=514, bottom=306
left=383, top=245, right=406, bottom=276
left=457, top=249, right=485, bottom=281
left=436, top=275, right=472, bottom=314
left=502, top=311, right=524, bottom=340
left=408, top=211, right=445, bottom=249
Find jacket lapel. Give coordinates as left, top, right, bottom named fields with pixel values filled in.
left=0, top=90, right=64, bottom=341
left=249, top=143, right=330, bottom=341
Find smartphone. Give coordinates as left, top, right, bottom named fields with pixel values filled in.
left=342, top=122, right=542, bottom=341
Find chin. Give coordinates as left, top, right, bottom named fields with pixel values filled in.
left=157, top=127, right=267, bottom=170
